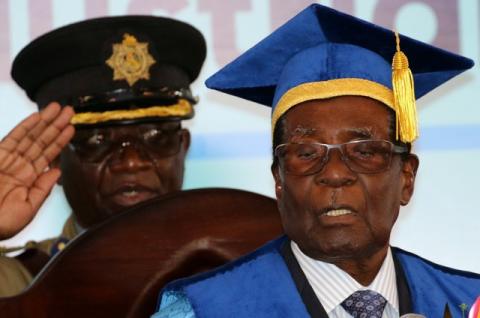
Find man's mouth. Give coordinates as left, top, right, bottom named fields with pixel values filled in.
left=121, top=189, right=142, bottom=197
left=324, top=208, right=354, bottom=217
left=107, top=184, right=158, bottom=207
left=316, top=205, right=359, bottom=225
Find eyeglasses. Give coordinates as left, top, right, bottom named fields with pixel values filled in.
left=68, top=123, right=183, bottom=163
left=274, top=140, right=408, bottom=175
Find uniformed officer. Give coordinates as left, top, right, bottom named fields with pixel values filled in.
left=0, top=15, right=206, bottom=297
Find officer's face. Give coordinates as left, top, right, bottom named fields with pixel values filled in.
left=272, top=96, right=418, bottom=262
left=60, top=120, right=190, bottom=228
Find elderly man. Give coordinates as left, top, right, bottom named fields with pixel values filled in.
left=0, top=16, right=206, bottom=296
left=153, top=4, right=480, bottom=318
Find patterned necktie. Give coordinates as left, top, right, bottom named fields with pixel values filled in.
left=341, top=290, right=387, bottom=318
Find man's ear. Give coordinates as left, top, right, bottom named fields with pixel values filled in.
left=400, top=154, right=419, bottom=206
left=181, top=129, right=191, bottom=155
left=271, top=162, right=283, bottom=200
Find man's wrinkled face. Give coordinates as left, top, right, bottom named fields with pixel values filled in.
left=60, top=120, right=190, bottom=228
left=272, top=96, right=418, bottom=261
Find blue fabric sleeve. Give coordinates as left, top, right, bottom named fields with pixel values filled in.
left=151, top=290, right=196, bottom=318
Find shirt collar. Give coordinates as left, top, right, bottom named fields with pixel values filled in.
left=290, top=241, right=399, bottom=314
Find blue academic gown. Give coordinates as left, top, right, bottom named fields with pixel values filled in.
left=153, top=236, right=480, bottom=318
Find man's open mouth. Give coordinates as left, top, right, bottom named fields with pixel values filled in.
left=324, top=208, right=354, bottom=217
left=108, top=184, right=158, bottom=207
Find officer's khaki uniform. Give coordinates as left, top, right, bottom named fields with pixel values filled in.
left=0, top=216, right=78, bottom=297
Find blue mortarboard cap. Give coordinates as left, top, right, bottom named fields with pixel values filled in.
left=206, top=4, right=473, bottom=142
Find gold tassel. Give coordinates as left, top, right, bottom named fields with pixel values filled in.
left=392, top=31, right=418, bottom=143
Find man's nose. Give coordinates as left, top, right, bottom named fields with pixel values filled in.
left=108, top=140, right=153, bottom=172
left=314, top=148, right=357, bottom=187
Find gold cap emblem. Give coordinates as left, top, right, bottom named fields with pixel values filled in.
left=106, top=33, right=156, bottom=86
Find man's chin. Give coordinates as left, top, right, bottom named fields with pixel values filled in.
left=307, top=239, right=388, bottom=263
left=73, top=198, right=148, bottom=229
left=298, top=234, right=369, bottom=261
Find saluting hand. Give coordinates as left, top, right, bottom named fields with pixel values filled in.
left=0, top=102, right=75, bottom=240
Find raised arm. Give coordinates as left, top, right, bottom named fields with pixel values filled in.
left=0, top=102, right=74, bottom=240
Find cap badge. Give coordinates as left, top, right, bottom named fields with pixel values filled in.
left=106, top=33, right=156, bottom=86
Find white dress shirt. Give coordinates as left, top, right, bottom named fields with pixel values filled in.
left=291, top=241, right=399, bottom=318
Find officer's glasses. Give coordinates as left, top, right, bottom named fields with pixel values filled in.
left=274, top=140, right=409, bottom=175
left=69, top=123, right=183, bottom=163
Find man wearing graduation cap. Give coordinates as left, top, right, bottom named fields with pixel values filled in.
left=153, top=4, right=480, bottom=318
left=0, top=16, right=206, bottom=296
